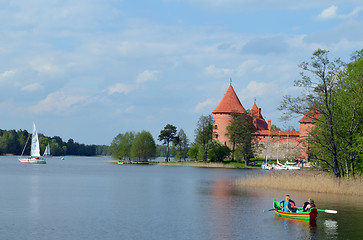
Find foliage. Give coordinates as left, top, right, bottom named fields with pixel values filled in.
left=172, top=128, right=189, bottom=161
left=226, top=112, right=257, bottom=163
left=279, top=48, right=362, bottom=178
left=158, top=124, right=178, bottom=162
left=187, top=144, right=199, bottom=160
left=270, top=124, right=281, bottom=131
left=207, top=141, right=231, bottom=162
left=130, top=130, right=156, bottom=161
left=194, top=115, right=213, bottom=161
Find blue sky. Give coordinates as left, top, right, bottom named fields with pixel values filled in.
left=1, top=0, right=362, bottom=145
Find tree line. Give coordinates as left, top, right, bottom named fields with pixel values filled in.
left=0, top=129, right=109, bottom=156
left=110, top=128, right=189, bottom=162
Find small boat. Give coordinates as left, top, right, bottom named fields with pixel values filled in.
left=117, top=161, right=125, bottom=165
left=261, top=162, right=273, bottom=170
left=19, top=122, right=46, bottom=164
left=43, top=142, right=51, bottom=157
left=273, top=199, right=317, bottom=221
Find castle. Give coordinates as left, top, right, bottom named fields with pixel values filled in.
left=212, top=85, right=315, bottom=161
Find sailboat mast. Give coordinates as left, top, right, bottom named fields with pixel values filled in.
left=286, top=133, right=289, bottom=161
left=277, top=131, right=280, bottom=161
left=264, top=127, right=271, bottom=162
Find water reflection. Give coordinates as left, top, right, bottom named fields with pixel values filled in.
left=324, top=220, right=338, bottom=239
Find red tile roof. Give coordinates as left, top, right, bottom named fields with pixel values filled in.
left=249, top=103, right=268, bottom=130
left=212, top=85, right=246, bottom=114
left=299, top=107, right=320, bottom=123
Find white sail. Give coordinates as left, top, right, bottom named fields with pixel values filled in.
left=44, top=143, right=51, bottom=156
left=30, top=122, right=40, bottom=157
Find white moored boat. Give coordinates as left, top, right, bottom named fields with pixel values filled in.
left=19, top=122, right=46, bottom=164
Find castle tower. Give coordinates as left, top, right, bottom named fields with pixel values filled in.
left=298, top=107, right=319, bottom=160
left=249, top=103, right=269, bottom=130
left=212, top=85, right=246, bottom=146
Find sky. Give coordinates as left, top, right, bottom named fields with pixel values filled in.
left=1, top=0, right=363, bottom=145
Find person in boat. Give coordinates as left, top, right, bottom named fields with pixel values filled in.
left=303, top=198, right=316, bottom=212
left=280, top=195, right=296, bottom=212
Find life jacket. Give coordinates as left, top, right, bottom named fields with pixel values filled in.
left=289, top=200, right=295, bottom=208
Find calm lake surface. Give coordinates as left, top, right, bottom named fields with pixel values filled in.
left=0, top=156, right=362, bottom=240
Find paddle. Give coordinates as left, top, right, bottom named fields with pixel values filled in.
left=317, top=209, right=338, bottom=214
left=263, top=208, right=275, bottom=212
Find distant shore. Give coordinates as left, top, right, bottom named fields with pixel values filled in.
left=151, top=161, right=248, bottom=168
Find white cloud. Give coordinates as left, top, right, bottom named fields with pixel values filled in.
left=0, top=70, right=16, bottom=81
left=194, top=98, right=215, bottom=113
left=317, top=5, right=338, bottom=20
left=125, top=105, right=134, bottom=113
left=239, top=81, right=277, bottom=101
left=237, top=60, right=263, bottom=77
left=203, top=65, right=233, bottom=78
left=136, top=70, right=158, bottom=83
left=21, top=83, right=42, bottom=92
left=29, top=59, right=60, bottom=75
left=30, top=91, right=86, bottom=114
left=317, top=5, right=363, bottom=20
left=107, top=83, right=133, bottom=95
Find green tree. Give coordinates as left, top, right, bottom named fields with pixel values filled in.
left=226, top=112, right=256, bottom=163
left=333, top=49, right=363, bottom=176
left=119, top=131, right=135, bottom=160
left=173, top=129, right=189, bottom=161
left=187, top=144, right=199, bottom=160
left=158, top=124, right=177, bottom=162
left=194, top=115, right=213, bottom=161
left=131, top=131, right=156, bottom=162
left=279, top=48, right=358, bottom=178
left=207, top=141, right=231, bottom=162
left=50, top=139, right=64, bottom=156
left=110, top=133, right=123, bottom=159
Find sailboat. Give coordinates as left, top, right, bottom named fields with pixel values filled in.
left=19, top=122, right=46, bottom=164
left=43, top=143, right=51, bottom=157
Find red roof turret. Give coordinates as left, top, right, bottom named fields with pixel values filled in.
left=249, top=103, right=268, bottom=130
left=212, top=85, right=246, bottom=114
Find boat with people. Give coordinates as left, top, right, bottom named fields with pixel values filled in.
left=19, top=122, right=46, bottom=164
left=263, top=198, right=337, bottom=221
left=273, top=198, right=317, bottom=220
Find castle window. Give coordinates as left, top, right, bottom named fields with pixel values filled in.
left=214, top=125, right=218, bottom=129
left=215, top=134, right=219, bottom=139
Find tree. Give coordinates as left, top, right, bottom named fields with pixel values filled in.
left=110, top=133, right=123, bottom=159
left=279, top=48, right=363, bottom=178
left=333, top=49, right=363, bottom=176
left=187, top=144, right=199, bottom=160
left=131, top=131, right=156, bottom=162
left=173, top=129, right=189, bottom=161
left=207, top=141, right=231, bottom=162
left=158, top=124, right=177, bottom=162
left=117, top=131, right=135, bottom=160
left=194, top=115, right=213, bottom=161
left=226, top=112, right=256, bottom=164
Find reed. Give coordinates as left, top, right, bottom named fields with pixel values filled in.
left=235, top=171, right=363, bottom=196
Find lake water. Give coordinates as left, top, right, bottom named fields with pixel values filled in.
left=0, top=156, right=362, bottom=240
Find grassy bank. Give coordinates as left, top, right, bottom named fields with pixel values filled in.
left=235, top=171, right=363, bottom=196
left=151, top=161, right=246, bottom=168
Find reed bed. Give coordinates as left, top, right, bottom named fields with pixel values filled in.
left=235, top=171, right=363, bottom=196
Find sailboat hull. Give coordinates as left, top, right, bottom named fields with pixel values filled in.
left=19, top=157, right=46, bottom=164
